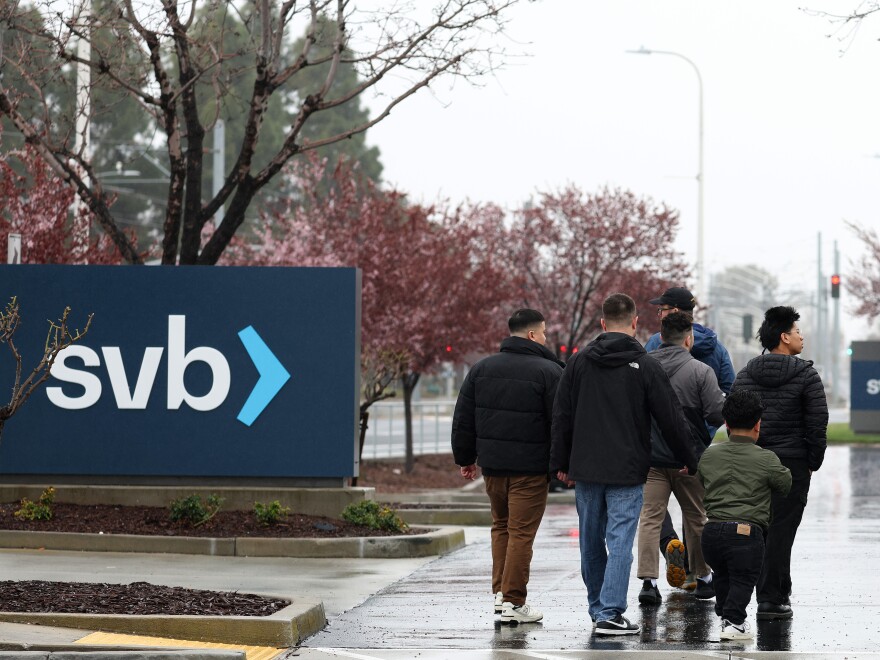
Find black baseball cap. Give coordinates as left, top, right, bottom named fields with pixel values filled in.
left=649, top=287, right=696, bottom=311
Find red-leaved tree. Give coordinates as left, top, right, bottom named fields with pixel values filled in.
left=225, top=159, right=517, bottom=472
left=506, top=185, right=691, bottom=358
left=846, top=221, right=880, bottom=322
left=0, top=144, right=125, bottom=264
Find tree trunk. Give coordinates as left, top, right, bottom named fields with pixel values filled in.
left=351, top=408, right=370, bottom=487
left=402, top=372, right=420, bottom=474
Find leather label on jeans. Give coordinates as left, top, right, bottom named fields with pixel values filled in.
left=736, top=523, right=751, bottom=535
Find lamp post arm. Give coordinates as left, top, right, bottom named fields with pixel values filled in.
left=627, top=47, right=705, bottom=307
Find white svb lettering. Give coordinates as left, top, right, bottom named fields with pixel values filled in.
left=868, top=379, right=880, bottom=396
left=47, top=315, right=230, bottom=411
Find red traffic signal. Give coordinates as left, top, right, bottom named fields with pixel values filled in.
left=831, top=274, right=840, bottom=299
left=445, top=344, right=453, bottom=353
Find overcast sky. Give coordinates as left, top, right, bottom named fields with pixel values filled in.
left=364, top=0, right=880, bottom=347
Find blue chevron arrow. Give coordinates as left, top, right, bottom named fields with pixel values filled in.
left=237, top=326, right=290, bottom=426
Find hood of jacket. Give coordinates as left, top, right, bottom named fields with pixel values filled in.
left=584, top=332, right=645, bottom=368
left=690, top=323, right=718, bottom=361
left=744, top=353, right=813, bottom=388
left=499, top=335, right=565, bottom=367
left=651, top=344, right=693, bottom=379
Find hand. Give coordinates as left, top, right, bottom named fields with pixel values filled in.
left=556, top=471, right=575, bottom=487
left=460, top=464, right=478, bottom=480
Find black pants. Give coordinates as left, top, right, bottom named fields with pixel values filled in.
left=758, top=457, right=811, bottom=605
left=701, top=521, right=765, bottom=625
left=660, top=510, right=676, bottom=550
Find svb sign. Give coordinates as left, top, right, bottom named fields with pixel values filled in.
left=0, top=265, right=360, bottom=481
left=851, top=341, right=880, bottom=434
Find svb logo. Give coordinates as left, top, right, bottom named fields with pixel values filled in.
left=47, top=315, right=290, bottom=426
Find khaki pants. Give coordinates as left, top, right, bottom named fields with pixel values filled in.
left=637, top=467, right=709, bottom=579
left=484, top=474, right=549, bottom=606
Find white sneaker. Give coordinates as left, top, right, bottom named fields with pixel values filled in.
left=720, top=618, right=753, bottom=640
left=494, top=591, right=503, bottom=614
left=500, top=601, right=543, bottom=623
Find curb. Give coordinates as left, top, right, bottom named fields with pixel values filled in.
left=0, top=598, right=325, bottom=647
left=0, top=526, right=465, bottom=558
left=397, top=509, right=493, bottom=526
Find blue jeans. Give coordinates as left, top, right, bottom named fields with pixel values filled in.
left=575, top=481, right=644, bottom=622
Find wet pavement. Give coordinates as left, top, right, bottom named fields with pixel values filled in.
left=300, top=445, right=880, bottom=657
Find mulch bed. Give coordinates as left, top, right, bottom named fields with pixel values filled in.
left=357, top=453, right=475, bottom=493
left=0, top=503, right=421, bottom=538
left=0, top=453, right=464, bottom=617
left=0, top=580, right=289, bottom=616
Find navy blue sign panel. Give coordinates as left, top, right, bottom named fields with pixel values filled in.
left=851, top=361, right=880, bottom=411
left=851, top=341, right=880, bottom=434
left=0, top=265, right=360, bottom=478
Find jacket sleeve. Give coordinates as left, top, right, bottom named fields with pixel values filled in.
left=544, top=367, right=563, bottom=449
left=766, top=452, right=792, bottom=496
left=451, top=370, right=478, bottom=466
left=802, top=367, right=829, bottom=471
left=645, top=359, right=699, bottom=474
left=550, top=360, right=575, bottom=473
left=715, top=343, right=736, bottom=394
left=699, top=366, right=726, bottom=428
left=731, top=367, right=750, bottom=394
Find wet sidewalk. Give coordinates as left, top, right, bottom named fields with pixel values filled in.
left=299, top=445, right=880, bottom=657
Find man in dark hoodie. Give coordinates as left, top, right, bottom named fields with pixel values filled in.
left=731, top=306, right=828, bottom=620
left=646, top=286, right=735, bottom=590
left=551, top=294, right=698, bottom=636
left=452, top=308, right=564, bottom=625
left=636, top=311, right=725, bottom=605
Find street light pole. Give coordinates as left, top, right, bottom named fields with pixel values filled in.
left=627, top=47, right=705, bottom=307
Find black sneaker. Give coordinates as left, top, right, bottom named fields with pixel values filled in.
left=595, top=614, right=640, bottom=635
left=757, top=602, right=793, bottom=619
left=694, top=576, right=715, bottom=600
left=638, top=580, right=662, bottom=605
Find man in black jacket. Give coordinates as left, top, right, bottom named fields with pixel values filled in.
left=452, top=308, right=564, bottom=625
left=551, top=294, right=699, bottom=636
left=731, top=306, right=828, bottom=620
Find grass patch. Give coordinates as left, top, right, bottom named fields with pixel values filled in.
left=826, top=423, right=880, bottom=444
left=713, top=423, right=880, bottom=444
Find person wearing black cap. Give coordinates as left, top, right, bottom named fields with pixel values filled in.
left=645, top=286, right=735, bottom=592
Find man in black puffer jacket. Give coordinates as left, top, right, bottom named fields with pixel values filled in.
left=731, top=305, right=828, bottom=620
left=452, top=308, right=564, bottom=625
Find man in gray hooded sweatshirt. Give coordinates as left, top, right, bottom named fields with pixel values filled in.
left=636, top=311, right=726, bottom=605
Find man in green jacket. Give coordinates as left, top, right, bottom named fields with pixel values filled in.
left=697, top=390, right=791, bottom=640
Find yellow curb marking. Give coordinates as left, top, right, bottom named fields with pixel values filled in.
left=75, top=631, right=284, bottom=660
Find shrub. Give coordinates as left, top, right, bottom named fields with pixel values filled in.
left=341, top=500, right=408, bottom=533
left=169, top=493, right=223, bottom=527
left=253, top=500, right=290, bottom=526
left=14, top=486, right=55, bottom=521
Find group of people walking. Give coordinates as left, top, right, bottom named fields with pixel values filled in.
left=451, top=287, right=828, bottom=640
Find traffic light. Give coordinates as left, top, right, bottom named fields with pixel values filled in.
left=742, top=314, right=753, bottom=343
left=831, top=274, right=841, bottom=299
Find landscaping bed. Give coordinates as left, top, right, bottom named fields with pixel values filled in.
left=0, top=502, right=420, bottom=538
left=0, top=580, right=288, bottom=616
